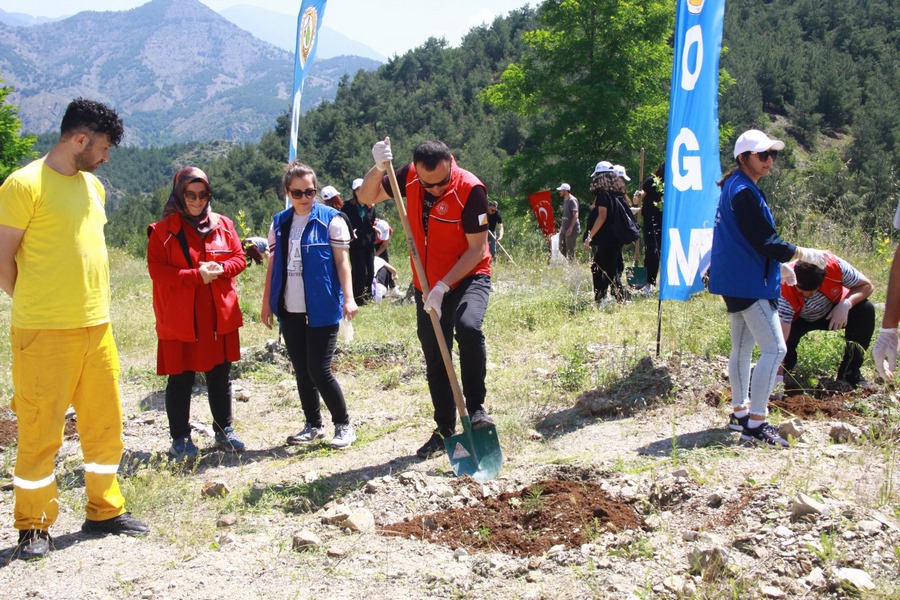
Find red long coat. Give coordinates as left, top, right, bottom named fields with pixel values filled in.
left=147, top=213, right=245, bottom=375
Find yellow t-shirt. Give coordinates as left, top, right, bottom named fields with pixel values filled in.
left=0, top=158, right=111, bottom=329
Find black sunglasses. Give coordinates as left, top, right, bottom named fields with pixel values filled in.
left=754, top=150, right=778, bottom=162
left=184, top=191, right=211, bottom=202
left=288, top=187, right=317, bottom=199
left=420, top=173, right=451, bottom=189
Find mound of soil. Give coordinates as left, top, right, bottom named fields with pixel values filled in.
left=381, top=479, right=642, bottom=557
left=0, top=415, right=77, bottom=447
left=771, top=393, right=864, bottom=420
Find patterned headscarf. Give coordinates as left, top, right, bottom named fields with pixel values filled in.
left=162, top=166, right=218, bottom=236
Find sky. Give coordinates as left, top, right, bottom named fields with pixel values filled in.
left=2, top=0, right=534, bottom=58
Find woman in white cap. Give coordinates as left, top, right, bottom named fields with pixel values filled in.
left=582, top=161, right=627, bottom=305
left=321, top=185, right=343, bottom=210
left=709, top=130, right=829, bottom=447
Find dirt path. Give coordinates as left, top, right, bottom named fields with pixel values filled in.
left=0, top=352, right=897, bottom=599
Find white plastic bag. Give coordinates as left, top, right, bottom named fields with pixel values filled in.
left=338, top=317, right=354, bottom=343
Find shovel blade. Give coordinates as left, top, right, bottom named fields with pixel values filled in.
left=444, top=418, right=503, bottom=482
left=627, top=265, right=647, bottom=287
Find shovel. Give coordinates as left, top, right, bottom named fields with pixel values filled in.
left=384, top=158, right=502, bottom=482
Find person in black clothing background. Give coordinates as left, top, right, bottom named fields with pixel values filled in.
left=342, top=178, right=378, bottom=304
left=633, top=162, right=664, bottom=295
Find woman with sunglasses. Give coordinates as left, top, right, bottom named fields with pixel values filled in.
left=147, top=166, right=247, bottom=461
left=709, top=130, right=829, bottom=447
left=261, top=161, right=358, bottom=450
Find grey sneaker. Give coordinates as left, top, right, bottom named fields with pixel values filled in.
left=287, top=423, right=325, bottom=445
left=470, top=409, right=495, bottom=430
left=168, top=435, right=199, bottom=462
left=214, top=426, right=245, bottom=453
left=330, top=424, right=356, bottom=449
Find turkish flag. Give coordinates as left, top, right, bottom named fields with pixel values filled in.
left=529, top=190, right=555, bottom=236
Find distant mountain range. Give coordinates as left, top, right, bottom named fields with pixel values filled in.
left=0, top=0, right=381, bottom=145
left=219, top=5, right=387, bottom=62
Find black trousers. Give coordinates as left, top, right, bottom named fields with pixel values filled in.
left=643, top=214, right=662, bottom=286
left=165, top=361, right=233, bottom=440
left=415, top=274, right=490, bottom=434
left=591, top=241, right=625, bottom=302
left=349, top=245, right=375, bottom=304
left=782, top=299, right=875, bottom=382
left=280, top=312, right=349, bottom=427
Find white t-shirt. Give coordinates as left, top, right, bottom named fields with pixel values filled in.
left=268, top=210, right=351, bottom=313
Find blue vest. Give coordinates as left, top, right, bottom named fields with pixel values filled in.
left=709, top=171, right=781, bottom=300
left=269, top=202, right=343, bottom=327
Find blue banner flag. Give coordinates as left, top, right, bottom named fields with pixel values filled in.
left=288, top=0, right=327, bottom=163
left=659, top=0, right=724, bottom=301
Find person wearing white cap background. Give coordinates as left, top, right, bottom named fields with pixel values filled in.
left=709, top=129, right=830, bottom=448
left=321, top=185, right=343, bottom=210
left=582, top=161, right=628, bottom=304
left=342, top=177, right=378, bottom=305
left=556, top=182, right=580, bottom=260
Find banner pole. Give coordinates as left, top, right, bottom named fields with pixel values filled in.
left=655, top=297, right=663, bottom=357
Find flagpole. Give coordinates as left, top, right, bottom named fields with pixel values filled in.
left=287, top=1, right=328, bottom=207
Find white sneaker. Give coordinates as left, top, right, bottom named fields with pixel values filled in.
left=330, top=424, right=356, bottom=449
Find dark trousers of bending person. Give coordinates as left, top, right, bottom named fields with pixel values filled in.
left=782, top=300, right=875, bottom=384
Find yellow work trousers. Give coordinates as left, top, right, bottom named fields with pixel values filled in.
left=11, top=323, right=126, bottom=531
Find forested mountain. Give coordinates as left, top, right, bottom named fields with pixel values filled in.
left=0, top=0, right=379, bottom=145
left=20, top=0, right=894, bottom=253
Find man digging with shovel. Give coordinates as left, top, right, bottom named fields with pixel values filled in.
left=357, top=138, right=498, bottom=463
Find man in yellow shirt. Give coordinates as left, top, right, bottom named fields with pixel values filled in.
left=0, top=98, right=149, bottom=560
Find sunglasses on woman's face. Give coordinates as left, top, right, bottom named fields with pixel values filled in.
left=289, top=187, right=317, bottom=199
left=754, top=150, right=778, bottom=162
left=184, top=191, right=211, bottom=202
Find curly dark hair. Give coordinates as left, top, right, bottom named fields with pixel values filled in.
left=60, top=97, right=124, bottom=147
left=590, top=171, right=621, bottom=197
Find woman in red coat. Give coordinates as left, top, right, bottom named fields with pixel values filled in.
left=147, top=167, right=246, bottom=461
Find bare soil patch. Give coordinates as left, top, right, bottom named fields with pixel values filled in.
left=0, top=411, right=77, bottom=447
left=771, top=393, right=863, bottom=421
left=382, top=479, right=642, bottom=557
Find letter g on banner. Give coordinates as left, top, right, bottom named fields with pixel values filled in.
left=672, top=128, right=703, bottom=192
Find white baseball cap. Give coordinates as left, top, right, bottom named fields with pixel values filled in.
left=613, top=165, right=630, bottom=181
left=591, top=161, right=614, bottom=176
left=556, top=183, right=571, bottom=191
left=320, top=185, right=340, bottom=201
left=373, top=219, right=391, bottom=241
left=351, top=178, right=364, bottom=191
left=733, top=129, right=785, bottom=158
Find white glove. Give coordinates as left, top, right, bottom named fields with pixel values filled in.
left=794, top=246, right=828, bottom=269
left=372, top=138, right=393, bottom=172
left=827, top=299, right=851, bottom=330
left=423, top=280, right=450, bottom=319
left=873, top=327, right=898, bottom=380
left=780, top=262, right=797, bottom=286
